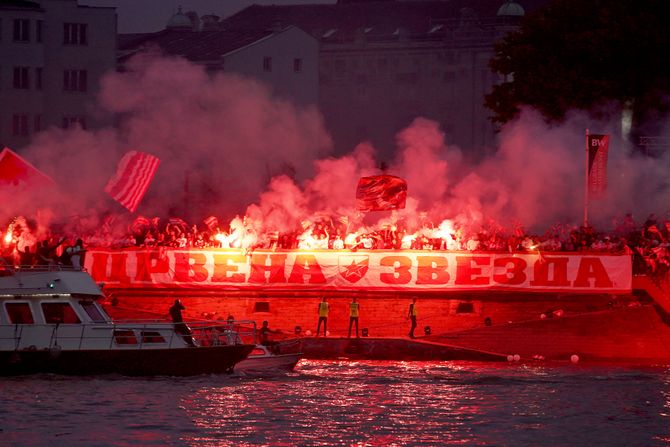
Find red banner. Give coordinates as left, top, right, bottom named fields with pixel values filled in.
left=588, top=134, right=609, bottom=196
left=356, top=175, right=407, bottom=211
left=85, top=248, right=632, bottom=293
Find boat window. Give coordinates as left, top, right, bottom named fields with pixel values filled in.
left=79, top=301, right=106, bottom=322
left=5, top=302, right=34, bottom=324
left=455, top=302, right=475, bottom=314
left=41, top=302, right=81, bottom=324
left=113, top=329, right=137, bottom=345
left=141, top=331, right=166, bottom=344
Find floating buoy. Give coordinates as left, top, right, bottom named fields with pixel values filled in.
left=305, top=330, right=312, bottom=336
left=513, top=354, right=521, bottom=362
left=507, top=355, right=514, bottom=362
left=540, top=313, right=547, bottom=319
left=570, top=354, right=579, bottom=364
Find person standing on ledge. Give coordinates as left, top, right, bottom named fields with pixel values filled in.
left=408, top=297, right=418, bottom=339
left=348, top=297, right=360, bottom=338
left=169, top=299, right=196, bottom=346
left=316, top=297, right=329, bottom=337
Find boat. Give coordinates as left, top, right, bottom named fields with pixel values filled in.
left=235, top=340, right=303, bottom=374
left=88, top=247, right=670, bottom=363
left=0, top=265, right=254, bottom=376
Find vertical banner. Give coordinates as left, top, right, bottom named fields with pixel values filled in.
left=587, top=134, right=609, bottom=197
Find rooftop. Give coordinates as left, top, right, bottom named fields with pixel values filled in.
left=118, top=28, right=277, bottom=63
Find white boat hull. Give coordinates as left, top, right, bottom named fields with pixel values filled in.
left=235, top=345, right=302, bottom=374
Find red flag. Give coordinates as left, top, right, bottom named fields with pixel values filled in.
left=587, top=134, right=609, bottom=197
left=168, top=217, right=188, bottom=229
left=356, top=175, right=407, bottom=211
left=101, top=214, right=118, bottom=234
left=0, top=147, right=55, bottom=189
left=130, top=216, right=151, bottom=234
left=104, top=151, right=160, bottom=213
left=203, top=215, right=219, bottom=231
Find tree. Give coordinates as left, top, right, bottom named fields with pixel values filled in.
left=486, top=0, right=670, bottom=137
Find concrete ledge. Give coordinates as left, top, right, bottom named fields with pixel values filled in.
left=299, top=336, right=508, bottom=361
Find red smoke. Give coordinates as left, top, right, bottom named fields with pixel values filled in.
left=6, top=54, right=669, bottom=239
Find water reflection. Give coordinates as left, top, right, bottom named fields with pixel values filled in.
left=0, top=363, right=669, bottom=446
left=176, top=362, right=670, bottom=446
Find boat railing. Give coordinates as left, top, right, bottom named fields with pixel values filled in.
left=0, top=319, right=258, bottom=350
left=187, top=319, right=258, bottom=346
left=111, top=318, right=258, bottom=344
left=0, top=263, right=84, bottom=274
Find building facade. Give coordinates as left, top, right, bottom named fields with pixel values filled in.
left=221, top=0, right=541, bottom=160
left=317, top=17, right=512, bottom=160
left=118, top=10, right=319, bottom=108
left=0, top=0, right=116, bottom=150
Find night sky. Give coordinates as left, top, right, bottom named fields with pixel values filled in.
left=81, top=0, right=335, bottom=33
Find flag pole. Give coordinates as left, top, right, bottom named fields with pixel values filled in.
left=584, top=129, right=589, bottom=228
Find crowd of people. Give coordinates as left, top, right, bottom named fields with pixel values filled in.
left=1, top=212, right=670, bottom=276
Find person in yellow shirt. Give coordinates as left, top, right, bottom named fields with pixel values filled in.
left=348, top=297, right=360, bottom=338
left=408, top=297, right=418, bottom=339
left=316, top=297, right=329, bottom=336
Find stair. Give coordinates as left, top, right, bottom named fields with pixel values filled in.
left=632, top=275, right=670, bottom=316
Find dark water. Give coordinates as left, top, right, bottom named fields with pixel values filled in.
left=1, top=360, right=670, bottom=446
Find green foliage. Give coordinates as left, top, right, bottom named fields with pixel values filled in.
left=486, top=0, right=670, bottom=127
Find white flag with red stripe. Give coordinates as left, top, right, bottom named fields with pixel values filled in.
left=104, top=151, right=160, bottom=213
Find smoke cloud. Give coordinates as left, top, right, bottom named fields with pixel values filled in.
left=7, top=54, right=670, bottom=238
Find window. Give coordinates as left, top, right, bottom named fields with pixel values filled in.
left=293, top=58, right=303, bottom=73
left=13, top=66, right=29, bottom=89
left=253, top=302, right=270, bottom=313
left=36, top=20, right=43, bottom=43
left=35, top=67, right=42, bottom=90
left=79, top=301, right=106, bottom=322
left=62, top=116, right=86, bottom=130
left=455, top=302, right=475, bottom=314
left=63, top=23, right=87, bottom=45
left=13, top=19, right=30, bottom=42
left=141, top=331, right=166, bottom=344
left=5, top=302, right=34, bottom=324
left=63, top=69, right=87, bottom=92
left=356, top=85, right=367, bottom=98
left=33, top=114, right=42, bottom=132
left=113, top=329, right=137, bottom=345
left=41, top=302, right=81, bottom=324
left=12, top=114, right=28, bottom=136
left=263, top=56, right=272, bottom=72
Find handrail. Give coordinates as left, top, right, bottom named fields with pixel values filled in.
left=0, top=319, right=257, bottom=350
left=0, top=264, right=84, bottom=273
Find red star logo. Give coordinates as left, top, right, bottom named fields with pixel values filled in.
left=339, top=256, right=369, bottom=283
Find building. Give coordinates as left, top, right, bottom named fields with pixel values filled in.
left=0, top=0, right=116, bottom=150
left=221, top=0, right=544, bottom=160
left=118, top=8, right=319, bottom=108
